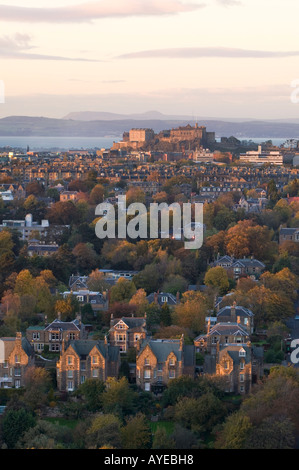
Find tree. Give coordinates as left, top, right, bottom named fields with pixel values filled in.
left=267, top=179, right=279, bottom=204
left=86, top=413, right=122, bottom=449
left=245, top=415, right=295, bottom=449
left=204, top=266, right=229, bottom=295
left=101, top=377, right=136, bottom=417
left=87, top=269, right=109, bottom=292
left=55, top=295, right=79, bottom=322
left=174, top=393, right=227, bottom=433
left=152, top=427, right=176, bottom=449
left=160, top=303, right=172, bottom=327
left=1, top=408, right=36, bottom=449
left=214, top=412, right=252, bottom=449
left=72, top=243, right=99, bottom=273
left=172, top=291, right=208, bottom=333
left=16, top=420, right=72, bottom=449
left=89, top=184, right=105, bottom=205
left=26, top=181, right=45, bottom=197
left=126, top=187, right=146, bottom=206
left=23, top=367, right=52, bottom=412
left=162, top=274, right=188, bottom=296
left=121, top=413, right=152, bottom=449
left=129, top=288, right=149, bottom=315
left=75, top=379, right=105, bottom=412
left=47, top=201, right=80, bottom=225
left=110, top=278, right=137, bottom=304
left=224, top=220, right=276, bottom=262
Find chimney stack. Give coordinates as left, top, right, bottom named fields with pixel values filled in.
left=180, top=334, right=184, bottom=351
left=231, top=301, right=237, bottom=323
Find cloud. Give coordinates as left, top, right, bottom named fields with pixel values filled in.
left=0, top=1, right=203, bottom=24
left=0, top=34, right=99, bottom=61
left=117, top=46, right=299, bottom=59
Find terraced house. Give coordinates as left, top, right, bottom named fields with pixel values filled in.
left=56, top=338, right=120, bottom=392
left=0, top=333, right=34, bottom=389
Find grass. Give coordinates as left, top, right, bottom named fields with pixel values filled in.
left=149, top=421, right=174, bottom=435
left=43, top=417, right=78, bottom=429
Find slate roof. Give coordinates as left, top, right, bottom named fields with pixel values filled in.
left=0, top=336, right=34, bottom=358
left=280, top=227, right=299, bottom=235
left=208, top=322, right=249, bottom=337
left=111, top=317, right=146, bottom=331
left=140, top=339, right=183, bottom=362
left=67, top=339, right=119, bottom=362
left=220, top=345, right=252, bottom=365
left=217, top=306, right=254, bottom=318
left=146, top=292, right=177, bottom=305
left=45, top=319, right=81, bottom=331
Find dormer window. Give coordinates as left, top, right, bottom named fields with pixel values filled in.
left=144, top=358, right=150, bottom=366
left=169, top=358, right=175, bottom=366
left=161, top=296, right=167, bottom=303
left=239, top=348, right=246, bottom=357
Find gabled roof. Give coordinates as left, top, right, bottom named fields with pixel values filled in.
left=208, top=322, right=249, bottom=337
left=139, top=339, right=183, bottom=363
left=217, top=306, right=254, bottom=318
left=219, top=344, right=251, bottom=365
left=146, top=292, right=177, bottom=305
left=112, top=317, right=146, bottom=330
left=280, top=227, right=299, bottom=235
left=66, top=339, right=119, bottom=362
left=0, top=336, right=33, bottom=358
left=45, top=319, right=81, bottom=332
left=231, top=259, right=265, bottom=268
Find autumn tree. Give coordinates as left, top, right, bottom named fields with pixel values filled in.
left=109, top=278, right=137, bottom=304
left=172, top=291, right=208, bottom=333
left=129, top=288, right=149, bottom=315
left=121, top=413, right=152, bottom=449
left=86, top=413, right=122, bottom=449
left=204, top=266, right=229, bottom=295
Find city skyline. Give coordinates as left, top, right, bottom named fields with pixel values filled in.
left=0, top=0, right=299, bottom=119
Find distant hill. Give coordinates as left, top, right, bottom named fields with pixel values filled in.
left=0, top=115, right=298, bottom=139
left=62, top=110, right=256, bottom=123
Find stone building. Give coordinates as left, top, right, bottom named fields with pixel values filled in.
left=136, top=336, right=195, bottom=393
left=0, top=333, right=35, bottom=389
left=216, top=304, right=254, bottom=334
left=169, top=124, right=215, bottom=145
left=109, top=316, right=147, bottom=353
left=215, top=342, right=264, bottom=394
left=56, top=338, right=120, bottom=392
left=206, top=322, right=251, bottom=355
left=129, top=128, right=155, bottom=143
left=279, top=227, right=299, bottom=244
left=26, top=318, right=86, bottom=353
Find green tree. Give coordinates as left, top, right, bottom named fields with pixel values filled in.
left=75, top=379, right=105, bottom=412
left=110, top=278, right=137, bottom=304
left=121, top=413, right=152, bottom=449
left=204, top=266, right=229, bottom=295
left=215, top=412, right=252, bottom=449
left=152, top=427, right=176, bottom=449
left=1, top=408, right=36, bottom=449
left=86, top=413, right=122, bottom=449
left=101, top=377, right=136, bottom=417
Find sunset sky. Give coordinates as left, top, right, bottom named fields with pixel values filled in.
left=0, top=0, right=299, bottom=119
